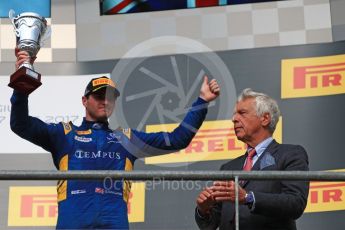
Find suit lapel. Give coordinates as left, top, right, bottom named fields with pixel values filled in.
left=252, top=139, right=279, bottom=170
left=242, top=140, right=279, bottom=187
left=234, top=155, right=247, bottom=170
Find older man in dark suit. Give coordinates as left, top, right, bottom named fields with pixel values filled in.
left=195, top=88, right=309, bottom=230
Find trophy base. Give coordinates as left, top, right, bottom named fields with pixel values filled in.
left=8, top=66, right=42, bottom=95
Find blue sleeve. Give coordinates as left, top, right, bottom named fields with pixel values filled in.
left=129, top=97, right=208, bottom=158
left=10, top=90, right=61, bottom=153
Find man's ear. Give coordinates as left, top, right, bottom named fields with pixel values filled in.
left=261, top=113, right=271, bottom=127
left=82, top=96, right=87, bottom=107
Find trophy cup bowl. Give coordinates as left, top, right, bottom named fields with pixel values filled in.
left=8, top=10, right=49, bottom=95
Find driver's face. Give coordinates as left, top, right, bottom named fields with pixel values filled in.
left=83, top=88, right=117, bottom=122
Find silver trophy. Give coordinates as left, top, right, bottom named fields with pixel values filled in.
left=8, top=10, right=51, bottom=95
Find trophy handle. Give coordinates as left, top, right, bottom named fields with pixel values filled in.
left=40, top=27, right=51, bottom=47
left=9, top=9, right=15, bottom=24
left=9, top=9, right=20, bottom=37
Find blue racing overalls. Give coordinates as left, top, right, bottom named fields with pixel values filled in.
left=10, top=91, right=208, bottom=229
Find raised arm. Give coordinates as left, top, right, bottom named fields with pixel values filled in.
left=10, top=49, right=59, bottom=153
left=127, top=76, right=220, bottom=158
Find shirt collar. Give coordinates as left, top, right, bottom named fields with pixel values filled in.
left=247, top=137, right=273, bottom=158
left=81, top=117, right=110, bottom=130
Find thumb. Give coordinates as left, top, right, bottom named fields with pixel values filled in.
left=203, top=75, right=208, bottom=85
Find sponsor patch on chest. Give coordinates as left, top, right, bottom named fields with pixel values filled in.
left=74, top=135, right=93, bottom=143
left=71, top=189, right=86, bottom=195
left=74, top=150, right=121, bottom=159
left=76, top=129, right=92, bottom=135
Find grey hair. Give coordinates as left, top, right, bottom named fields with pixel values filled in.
left=237, top=88, right=281, bottom=133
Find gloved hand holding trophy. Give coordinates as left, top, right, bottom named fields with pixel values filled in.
left=8, top=10, right=51, bottom=95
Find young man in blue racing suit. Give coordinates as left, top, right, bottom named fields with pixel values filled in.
left=10, top=49, right=220, bottom=229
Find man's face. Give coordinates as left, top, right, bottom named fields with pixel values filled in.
left=232, top=98, right=263, bottom=144
left=82, top=88, right=117, bottom=122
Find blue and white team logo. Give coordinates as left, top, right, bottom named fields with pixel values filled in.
left=107, top=132, right=121, bottom=144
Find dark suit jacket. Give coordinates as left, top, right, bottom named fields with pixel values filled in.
left=195, top=140, right=309, bottom=230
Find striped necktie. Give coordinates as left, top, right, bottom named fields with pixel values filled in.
left=243, top=148, right=256, bottom=171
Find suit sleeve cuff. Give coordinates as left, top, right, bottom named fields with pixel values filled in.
left=196, top=207, right=210, bottom=220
